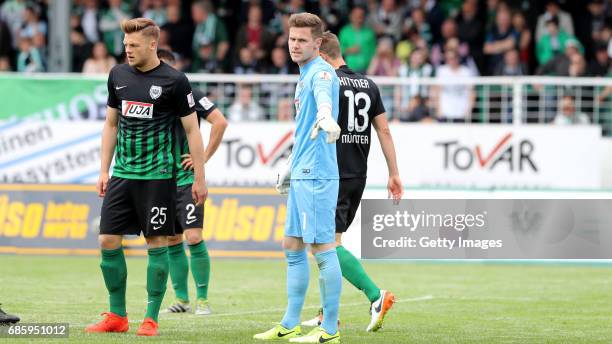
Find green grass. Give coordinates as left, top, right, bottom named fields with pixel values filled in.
left=1, top=255, right=612, bottom=343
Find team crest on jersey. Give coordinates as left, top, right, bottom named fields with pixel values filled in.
left=149, top=85, right=162, bottom=100
left=122, top=100, right=154, bottom=119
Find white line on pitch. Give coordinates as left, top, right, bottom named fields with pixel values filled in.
left=204, top=294, right=434, bottom=318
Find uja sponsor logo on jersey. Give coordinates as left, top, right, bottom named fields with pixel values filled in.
left=122, top=100, right=154, bottom=119
left=435, top=132, right=538, bottom=172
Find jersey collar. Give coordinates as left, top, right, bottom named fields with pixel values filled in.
left=300, top=55, right=323, bottom=73
left=338, top=64, right=353, bottom=74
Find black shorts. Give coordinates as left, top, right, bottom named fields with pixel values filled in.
left=100, top=177, right=176, bottom=237
left=174, top=184, right=204, bottom=234
left=335, top=178, right=366, bottom=233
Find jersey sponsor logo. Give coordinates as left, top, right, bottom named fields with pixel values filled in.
left=198, top=96, right=214, bottom=110
left=122, top=100, right=154, bottom=119
left=149, top=85, right=162, bottom=100
left=187, top=92, right=195, bottom=107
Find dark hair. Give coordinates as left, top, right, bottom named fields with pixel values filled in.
left=157, top=49, right=175, bottom=64
left=546, top=16, right=559, bottom=27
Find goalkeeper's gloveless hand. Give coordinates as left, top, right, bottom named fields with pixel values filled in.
left=310, top=104, right=340, bottom=143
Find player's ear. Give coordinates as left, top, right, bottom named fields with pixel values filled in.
left=149, top=36, right=157, bottom=51
left=314, top=37, right=322, bottom=50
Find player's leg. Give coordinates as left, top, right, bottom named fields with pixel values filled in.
left=138, top=235, right=170, bottom=336
left=334, top=179, right=381, bottom=302
left=137, top=178, right=176, bottom=336
left=254, top=181, right=306, bottom=340
left=163, top=184, right=193, bottom=313
left=86, top=177, right=131, bottom=333
left=162, top=233, right=190, bottom=313
left=174, top=186, right=211, bottom=315
left=184, top=228, right=212, bottom=315
left=337, top=178, right=395, bottom=331
left=292, top=179, right=341, bottom=344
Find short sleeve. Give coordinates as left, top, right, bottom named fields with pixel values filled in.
left=173, top=74, right=196, bottom=117
left=193, top=88, right=217, bottom=119
left=372, top=82, right=386, bottom=118
left=106, top=68, right=119, bottom=109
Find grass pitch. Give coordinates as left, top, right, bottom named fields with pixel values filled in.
left=1, top=255, right=611, bottom=343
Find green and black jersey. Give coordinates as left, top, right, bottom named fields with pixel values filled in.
left=175, top=87, right=217, bottom=187
left=107, top=62, right=196, bottom=179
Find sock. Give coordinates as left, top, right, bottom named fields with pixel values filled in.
left=189, top=240, right=211, bottom=300
left=336, top=245, right=380, bottom=302
left=168, top=242, right=189, bottom=302
left=280, top=249, right=309, bottom=329
left=100, top=247, right=127, bottom=317
left=145, top=247, right=169, bottom=322
left=315, top=249, right=342, bottom=335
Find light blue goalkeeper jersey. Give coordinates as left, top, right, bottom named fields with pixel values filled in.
left=291, top=55, right=340, bottom=180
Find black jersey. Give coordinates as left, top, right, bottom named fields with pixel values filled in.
left=336, top=65, right=386, bottom=178
left=106, top=62, right=195, bottom=180
left=174, top=87, right=218, bottom=186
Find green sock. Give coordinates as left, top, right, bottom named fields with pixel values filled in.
left=336, top=245, right=380, bottom=302
left=189, top=240, right=210, bottom=300
left=145, top=247, right=169, bottom=322
left=168, top=242, right=189, bottom=302
left=100, top=247, right=127, bottom=317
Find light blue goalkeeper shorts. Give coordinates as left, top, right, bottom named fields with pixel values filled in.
left=284, top=179, right=339, bottom=244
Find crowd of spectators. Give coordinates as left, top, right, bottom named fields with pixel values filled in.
left=0, top=0, right=610, bottom=123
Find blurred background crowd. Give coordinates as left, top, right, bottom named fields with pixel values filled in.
left=0, top=0, right=610, bottom=124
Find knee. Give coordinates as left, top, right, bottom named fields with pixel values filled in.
left=167, top=235, right=183, bottom=246
left=282, top=237, right=305, bottom=251
left=98, top=235, right=121, bottom=250
left=184, top=230, right=202, bottom=245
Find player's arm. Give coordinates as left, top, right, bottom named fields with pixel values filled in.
left=181, top=113, right=207, bottom=205
left=181, top=109, right=228, bottom=169
left=203, top=109, right=228, bottom=162
left=372, top=114, right=403, bottom=201
left=175, top=74, right=207, bottom=205
left=97, top=106, right=119, bottom=197
left=310, top=69, right=340, bottom=143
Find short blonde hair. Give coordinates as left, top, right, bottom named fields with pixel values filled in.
left=120, top=18, right=160, bottom=40
left=288, top=13, right=324, bottom=39
left=320, top=31, right=341, bottom=59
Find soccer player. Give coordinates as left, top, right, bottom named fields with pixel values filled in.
left=254, top=13, right=342, bottom=343
left=156, top=49, right=228, bottom=315
left=85, top=18, right=207, bottom=337
left=302, top=31, right=404, bottom=332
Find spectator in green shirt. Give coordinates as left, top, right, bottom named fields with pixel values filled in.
left=191, top=0, right=229, bottom=72
left=536, top=16, right=580, bottom=66
left=338, top=6, right=376, bottom=73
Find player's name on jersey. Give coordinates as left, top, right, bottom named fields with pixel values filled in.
left=342, top=133, right=369, bottom=144
left=339, top=76, right=370, bottom=89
